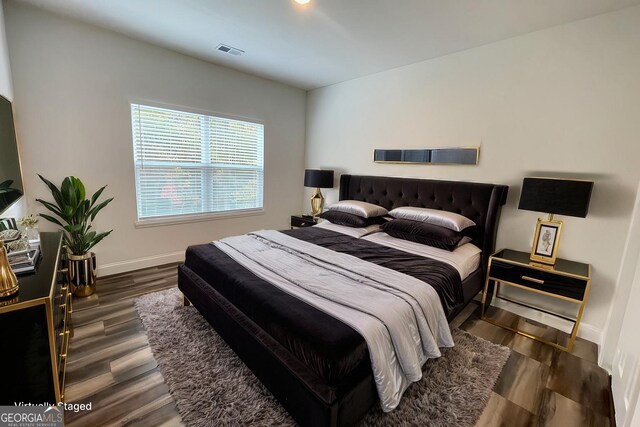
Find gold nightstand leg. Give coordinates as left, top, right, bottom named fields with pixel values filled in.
left=567, top=278, right=590, bottom=352
left=480, top=258, right=494, bottom=318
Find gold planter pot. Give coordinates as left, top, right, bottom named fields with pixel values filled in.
left=68, top=252, right=97, bottom=297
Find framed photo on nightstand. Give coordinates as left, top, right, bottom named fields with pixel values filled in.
left=530, top=218, right=562, bottom=264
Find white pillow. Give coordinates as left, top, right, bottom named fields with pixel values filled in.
left=327, top=200, right=388, bottom=218
left=388, top=206, right=475, bottom=232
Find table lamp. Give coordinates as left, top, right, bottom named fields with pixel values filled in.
left=304, top=169, right=334, bottom=217
left=518, top=177, right=593, bottom=265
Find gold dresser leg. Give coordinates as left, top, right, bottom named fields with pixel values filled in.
left=183, top=294, right=191, bottom=306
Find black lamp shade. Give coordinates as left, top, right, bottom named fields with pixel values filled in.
left=518, top=177, right=593, bottom=218
left=304, top=169, right=334, bottom=189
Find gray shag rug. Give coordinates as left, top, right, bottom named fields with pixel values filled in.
left=135, top=288, right=510, bottom=427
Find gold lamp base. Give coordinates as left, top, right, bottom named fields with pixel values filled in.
left=310, top=188, right=325, bottom=218
left=0, top=240, right=19, bottom=297
left=0, top=284, right=18, bottom=298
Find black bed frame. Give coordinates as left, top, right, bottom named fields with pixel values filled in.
left=179, top=174, right=508, bottom=426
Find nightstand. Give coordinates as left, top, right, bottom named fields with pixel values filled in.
left=481, top=248, right=591, bottom=352
left=290, top=215, right=318, bottom=229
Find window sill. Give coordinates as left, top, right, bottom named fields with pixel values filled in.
left=134, top=208, right=265, bottom=228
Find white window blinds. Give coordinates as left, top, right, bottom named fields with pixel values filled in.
left=131, top=103, right=264, bottom=221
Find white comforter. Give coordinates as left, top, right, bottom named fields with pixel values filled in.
left=214, top=230, right=453, bottom=412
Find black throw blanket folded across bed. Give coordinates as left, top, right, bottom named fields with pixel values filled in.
left=282, top=227, right=463, bottom=316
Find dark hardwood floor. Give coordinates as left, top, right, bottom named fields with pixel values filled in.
left=64, top=264, right=182, bottom=427
left=64, top=264, right=613, bottom=426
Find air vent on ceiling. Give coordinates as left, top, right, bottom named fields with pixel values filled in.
left=217, top=44, right=244, bottom=56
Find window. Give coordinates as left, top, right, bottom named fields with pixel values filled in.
left=131, top=103, right=264, bottom=224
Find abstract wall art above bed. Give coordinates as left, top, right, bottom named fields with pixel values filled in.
left=373, top=147, right=479, bottom=165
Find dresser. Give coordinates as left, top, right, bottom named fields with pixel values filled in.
left=0, top=232, right=71, bottom=404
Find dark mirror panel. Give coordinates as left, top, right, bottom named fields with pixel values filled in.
left=0, top=95, right=23, bottom=214
left=374, top=148, right=479, bottom=165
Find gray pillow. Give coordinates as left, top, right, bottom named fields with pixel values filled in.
left=388, top=206, right=475, bottom=232
left=327, top=200, right=388, bottom=218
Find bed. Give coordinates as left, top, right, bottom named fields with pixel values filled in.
left=178, top=174, right=508, bottom=426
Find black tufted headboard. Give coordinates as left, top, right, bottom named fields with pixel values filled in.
left=339, top=174, right=509, bottom=270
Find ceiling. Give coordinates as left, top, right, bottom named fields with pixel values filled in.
left=15, top=0, right=640, bottom=90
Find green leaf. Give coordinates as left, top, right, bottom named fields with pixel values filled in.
left=85, top=230, right=113, bottom=252
left=38, top=174, right=65, bottom=210
left=84, top=230, right=97, bottom=243
left=63, top=223, right=83, bottom=233
left=75, top=200, right=89, bottom=225
left=89, top=198, right=114, bottom=222
left=71, top=176, right=86, bottom=202
left=61, top=177, right=77, bottom=209
left=38, top=213, right=64, bottom=228
left=63, top=205, right=74, bottom=220
left=35, top=199, right=63, bottom=217
left=90, top=186, right=106, bottom=207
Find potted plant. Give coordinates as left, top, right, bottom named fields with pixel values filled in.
left=36, top=175, right=113, bottom=297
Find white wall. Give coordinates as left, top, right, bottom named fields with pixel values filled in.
left=306, top=6, right=640, bottom=342
left=602, top=182, right=640, bottom=426
left=0, top=2, right=12, bottom=100
left=602, top=183, right=640, bottom=367
left=4, top=2, right=306, bottom=275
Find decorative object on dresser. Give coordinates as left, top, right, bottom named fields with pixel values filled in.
left=290, top=214, right=318, bottom=229
left=481, top=248, right=591, bottom=352
left=0, top=221, right=41, bottom=275
left=518, top=177, right=593, bottom=265
left=374, top=147, right=479, bottom=165
left=18, top=214, right=40, bottom=243
left=0, top=240, right=18, bottom=296
left=0, top=217, right=18, bottom=232
left=303, top=169, right=334, bottom=217
left=36, top=175, right=114, bottom=297
left=0, top=232, right=71, bottom=404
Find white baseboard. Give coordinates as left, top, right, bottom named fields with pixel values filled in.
left=577, top=321, right=603, bottom=347
left=97, top=251, right=185, bottom=277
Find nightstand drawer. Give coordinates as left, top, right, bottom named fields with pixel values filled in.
left=489, top=260, right=587, bottom=301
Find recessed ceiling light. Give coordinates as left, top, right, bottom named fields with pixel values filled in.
left=294, top=0, right=311, bottom=4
